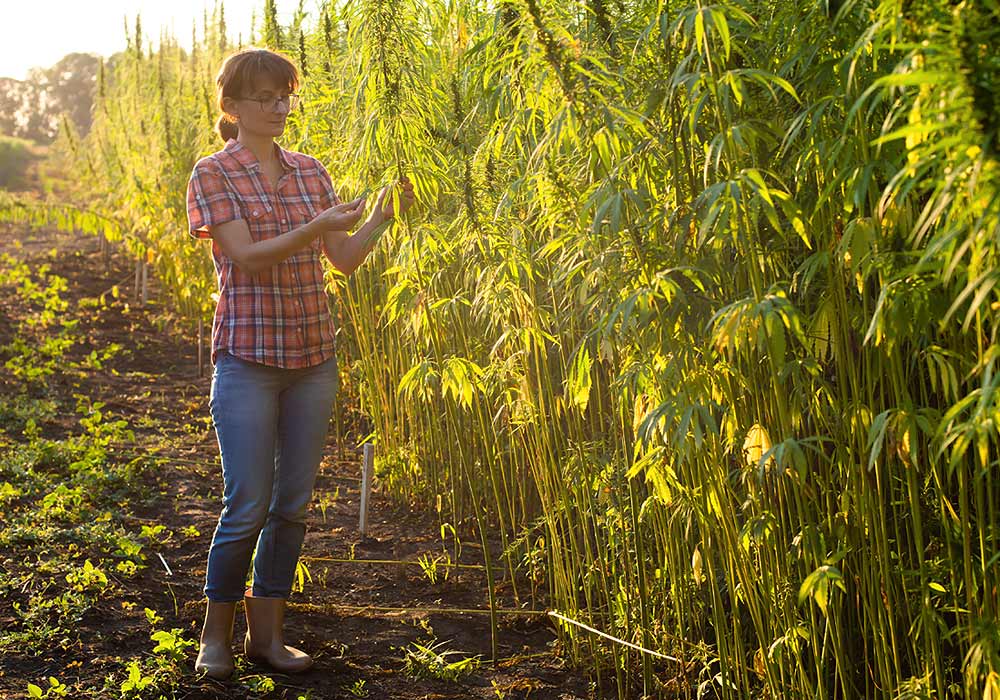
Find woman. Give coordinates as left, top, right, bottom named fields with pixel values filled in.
left=185, top=47, right=414, bottom=679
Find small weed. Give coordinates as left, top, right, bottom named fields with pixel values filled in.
left=292, top=559, right=312, bottom=594
left=144, top=607, right=163, bottom=626
left=27, top=677, right=68, bottom=698
left=139, top=523, right=171, bottom=544
left=416, top=553, right=452, bottom=584
left=404, top=639, right=481, bottom=681
left=4, top=334, right=74, bottom=383
left=440, top=522, right=462, bottom=560
left=315, top=486, right=340, bottom=523
left=0, top=480, right=21, bottom=504
left=14, top=588, right=92, bottom=632
left=346, top=679, right=369, bottom=697
left=37, top=484, right=87, bottom=522
left=114, top=534, right=145, bottom=571
left=118, top=661, right=155, bottom=697
left=243, top=674, right=277, bottom=694
left=78, top=343, right=123, bottom=371
left=75, top=396, right=136, bottom=449
left=150, top=628, right=196, bottom=663
left=65, top=559, right=109, bottom=594
left=115, top=625, right=196, bottom=698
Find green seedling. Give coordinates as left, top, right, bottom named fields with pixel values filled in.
left=292, top=559, right=312, bottom=593
left=316, top=486, right=340, bottom=523
left=119, top=661, right=154, bottom=696
left=244, top=675, right=277, bottom=693
left=346, top=679, right=368, bottom=697
left=403, top=639, right=480, bottom=681
left=27, top=677, right=67, bottom=698
left=416, top=553, right=452, bottom=584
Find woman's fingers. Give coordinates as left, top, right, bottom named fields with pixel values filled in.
left=315, top=198, right=366, bottom=230
left=354, top=177, right=415, bottom=223
left=344, top=197, right=366, bottom=211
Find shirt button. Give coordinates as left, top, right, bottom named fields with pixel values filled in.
left=252, top=209, right=260, bottom=216
left=281, top=219, right=287, bottom=224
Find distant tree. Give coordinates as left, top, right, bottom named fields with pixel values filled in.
left=0, top=78, right=27, bottom=136
left=0, top=53, right=99, bottom=144
left=38, top=53, right=100, bottom=139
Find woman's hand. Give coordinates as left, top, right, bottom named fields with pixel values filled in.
left=312, top=198, right=367, bottom=232
left=368, top=175, right=416, bottom=225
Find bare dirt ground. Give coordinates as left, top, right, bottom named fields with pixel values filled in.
left=0, top=220, right=600, bottom=700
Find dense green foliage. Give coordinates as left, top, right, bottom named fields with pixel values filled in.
left=4, top=0, right=999, bottom=696
left=0, top=136, right=37, bottom=190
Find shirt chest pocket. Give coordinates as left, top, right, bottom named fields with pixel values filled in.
left=291, top=199, right=319, bottom=222
left=241, top=195, right=323, bottom=251
left=287, top=200, right=324, bottom=252
left=265, top=198, right=318, bottom=229
left=240, top=197, right=276, bottom=241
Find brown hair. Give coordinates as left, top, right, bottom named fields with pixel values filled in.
left=214, top=48, right=299, bottom=142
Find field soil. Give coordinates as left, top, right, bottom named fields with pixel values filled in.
left=0, top=220, right=597, bottom=700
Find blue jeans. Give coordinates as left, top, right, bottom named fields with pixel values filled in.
left=204, top=351, right=338, bottom=602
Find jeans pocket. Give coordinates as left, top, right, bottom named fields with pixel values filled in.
left=210, top=351, right=239, bottom=414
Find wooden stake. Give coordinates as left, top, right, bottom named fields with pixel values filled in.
left=360, top=444, right=374, bottom=536
left=141, top=258, right=148, bottom=306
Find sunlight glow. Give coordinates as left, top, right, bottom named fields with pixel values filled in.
left=0, top=1, right=304, bottom=80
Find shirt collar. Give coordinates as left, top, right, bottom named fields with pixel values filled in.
left=224, top=138, right=298, bottom=173
left=275, top=143, right=297, bottom=172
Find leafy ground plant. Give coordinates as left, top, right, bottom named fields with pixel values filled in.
left=404, top=639, right=481, bottom=682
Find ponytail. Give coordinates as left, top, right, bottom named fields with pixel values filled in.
left=216, top=114, right=238, bottom=142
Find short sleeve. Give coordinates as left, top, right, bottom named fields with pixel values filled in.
left=186, top=159, right=242, bottom=240
left=313, top=160, right=342, bottom=211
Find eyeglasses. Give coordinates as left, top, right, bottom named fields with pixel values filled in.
left=242, top=93, right=300, bottom=112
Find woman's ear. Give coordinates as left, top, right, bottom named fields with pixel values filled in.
left=221, top=96, right=240, bottom=121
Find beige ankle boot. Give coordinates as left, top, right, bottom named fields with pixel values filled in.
left=243, top=589, right=313, bottom=672
left=194, top=600, right=237, bottom=679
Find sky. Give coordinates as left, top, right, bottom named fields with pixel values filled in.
left=0, top=1, right=303, bottom=81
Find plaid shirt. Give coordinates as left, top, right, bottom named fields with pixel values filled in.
left=186, top=138, right=340, bottom=368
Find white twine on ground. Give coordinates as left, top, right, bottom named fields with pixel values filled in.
left=547, top=610, right=682, bottom=664
left=156, top=552, right=173, bottom=576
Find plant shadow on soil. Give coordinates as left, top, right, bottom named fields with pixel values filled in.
left=0, top=223, right=602, bottom=700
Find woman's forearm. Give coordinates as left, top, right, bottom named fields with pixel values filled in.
left=228, top=220, right=321, bottom=275
left=323, top=217, right=385, bottom=276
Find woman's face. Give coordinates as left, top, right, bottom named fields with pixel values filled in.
left=224, top=75, right=293, bottom=140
